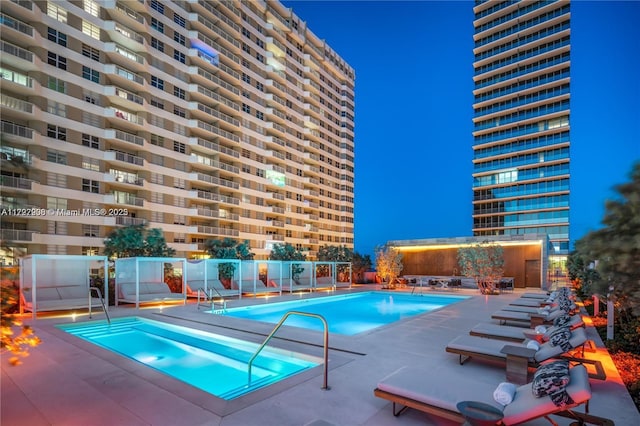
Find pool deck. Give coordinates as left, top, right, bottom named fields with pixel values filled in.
left=2, top=286, right=639, bottom=426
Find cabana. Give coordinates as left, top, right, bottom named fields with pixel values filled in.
left=334, top=262, right=352, bottom=289
left=240, top=260, right=282, bottom=297
left=115, top=257, right=187, bottom=308
left=19, top=254, right=108, bottom=319
left=313, top=261, right=336, bottom=291
left=185, top=259, right=242, bottom=299
left=314, top=261, right=352, bottom=290
left=281, top=261, right=314, bottom=293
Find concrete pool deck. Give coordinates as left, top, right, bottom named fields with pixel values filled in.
left=2, top=286, right=639, bottom=426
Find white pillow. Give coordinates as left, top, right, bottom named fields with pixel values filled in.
left=534, top=325, right=547, bottom=334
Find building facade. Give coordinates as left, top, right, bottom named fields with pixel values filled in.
left=0, top=0, right=355, bottom=264
left=471, top=0, right=571, bottom=273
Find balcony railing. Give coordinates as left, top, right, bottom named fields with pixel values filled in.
left=1, top=40, right=33, bottom=62
left=116, top=216, right=146, bottom=226
left=1, top=121, right=33, bottom=139
left=1, top=229, right=35, bottom=241
left=1, top=94, right=33, bottom=113
left=112, top=150, right=144, bottom=166
left=0, top=175, right=33, bottom=190
left=114, top=129, right=144, bottom=146
left=0, top=68, right=33, bottom=87
left=1, top=12, right=34, bottom=36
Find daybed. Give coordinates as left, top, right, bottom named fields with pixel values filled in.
left=281, top=261, right=314, bottom=293
left=185, top=259, right=242, bottom=299
left=374, top=364, right=613, bottom=425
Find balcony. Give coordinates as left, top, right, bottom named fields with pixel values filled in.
left=116, top=216, right=146, bottom=226
left=112, top=192, right=144, bottom=207
left=196, top=173, right=238, bottom=189
left=0, top=68, right=33, bottom=88
left=112, top=129, right=144, bottom=146
left=1, top=12, right=33, bottom=36
left=0, top=175, right=33, bottom=190
left=108, top=150, right=144, bottom=166
left=1, top=94, right=33, bottom=114
left=195, top=138, right=239, bottom=158
left=1, top=40, right=33, bottom=62
left=1, top=229, right=36, bottom=242
left=196, top=225, right=239, bottom=237
left=196, top=191, right=240, bottom=205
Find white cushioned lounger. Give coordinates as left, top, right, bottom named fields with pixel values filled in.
left=509, top=298, right=546, bottom=307
left=447, top=327, right=587, bottom=363
left=470, top=316, right=585, bottom=342
left=375, top=365, right=595, bottom=425
left=522, top=292, right=551, bottom=299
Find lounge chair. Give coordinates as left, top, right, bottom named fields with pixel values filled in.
left=469, top=316, right=585, bottom=343
left=445, top=327, right=605, bottom=381
left=509, top=298, right=550, bottom=307
left=491, top=308, right=570, bottom=327
left=374, top=364, right=613, bottom=425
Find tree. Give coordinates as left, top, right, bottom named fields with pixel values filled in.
left=1, top=281, right=41, bottom=366
left=317, top=245, right=353, bottom=262
left=457, top=242, right=504, bottom=294
left=318, top=245, right=353, bottom=282
left=572, top=162, right=640, bottom=316
left=269, top=243, right=306, bottom=282
left=352, top=251, right=373, bottom=283
left=375, top=244, right=403, bottom=288
left=205, top=238, right=254, bottom=286
left=103, top=225, right=175, bottom=258
left=567, top=249, right=600, bottom=298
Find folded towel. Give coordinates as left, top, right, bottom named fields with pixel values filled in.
left=526, top=340, right=540, bottom=351
left=534, top=325, right=547, bottom=334
left=493, top=382, right=517, bottom=406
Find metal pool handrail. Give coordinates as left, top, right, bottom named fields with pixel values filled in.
left=89, top=286, right=110, bottom=324
left=247, top=311, right=330, bottom=390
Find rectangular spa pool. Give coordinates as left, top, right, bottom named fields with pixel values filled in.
left=220, top=292, right=469, bottom=335
left=58, top=317, right=319, bottom=400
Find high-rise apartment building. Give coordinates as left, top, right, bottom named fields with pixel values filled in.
left=0, top=0, right=355, bottom=264
left=471, top=0, right=571, bottom=268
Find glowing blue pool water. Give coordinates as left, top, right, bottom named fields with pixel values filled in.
left=58, top=317, right=319, bottom=400
left=221, top=292, right=469, bottom=335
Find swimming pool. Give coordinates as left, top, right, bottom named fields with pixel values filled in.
left=220, top=292, right=469, bottom=335
left=58, top=317, right=319, bottom=400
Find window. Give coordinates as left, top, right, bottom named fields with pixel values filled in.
left=256, top=111, right=264, bottom=120
left=150, top=134, right=164, bottom=146
left=150, top=0, right=164, bottom=14
left=47, top=28, right=67, bottom=46
left=82, top=133, right=100, bottom=149
left=174, top=49, right=185, bottom=64
left=151, top=37, right=164, bottom=52
left=82, top=179, right=99, bottom=193
left=242, top=42, right=250, bottom=54
left=173, top=141, right=185, bottom=153
left=174, top=32, right=185, bottom=46
left=174, top=13, right=186, bottom=28
left=256, top=53, right=264, bottom=63
left=82, top=21, right=100, bottom=39
left=84, top=92, right=99, bottom=104
left=242, top=73, right=251, bottom=83
left=150, top=18, right=164, bottom=33
left=173, top=106, right=186, bottom=118
left=242, top=27, right=251, bottom=38
left=82, top=66, right=100, bottom=83
left=46, top=149, right=67, bottom=164
left=81, top=157, right=99, bottom=171
left=47, top=125, right=66, bottom=141
left=83, top=0, right=99, bottom=17
left=47, top=52, right=67, bottom=70
left=47, top=3, right=67, bottom=23
left=82, top=247, right=100, bottom=256
left=47, top=101, right=66, bottom=117
left=242, top=103, right=251, bottom=113
left=174, top=87, right=185, bottom=99
left=150, top=97, right=164, bottom=109
left=256, top=39, right=264, bottom=49
left=151, top=76, right=164, bottom=90
left=256, top=82, right=264, bottom=92
left=48, top=76, right=66, bottom=93
left=82, top=44, right=100, bottom=61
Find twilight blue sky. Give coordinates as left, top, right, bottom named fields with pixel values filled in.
left=282, top=1, right=640, bottom=257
